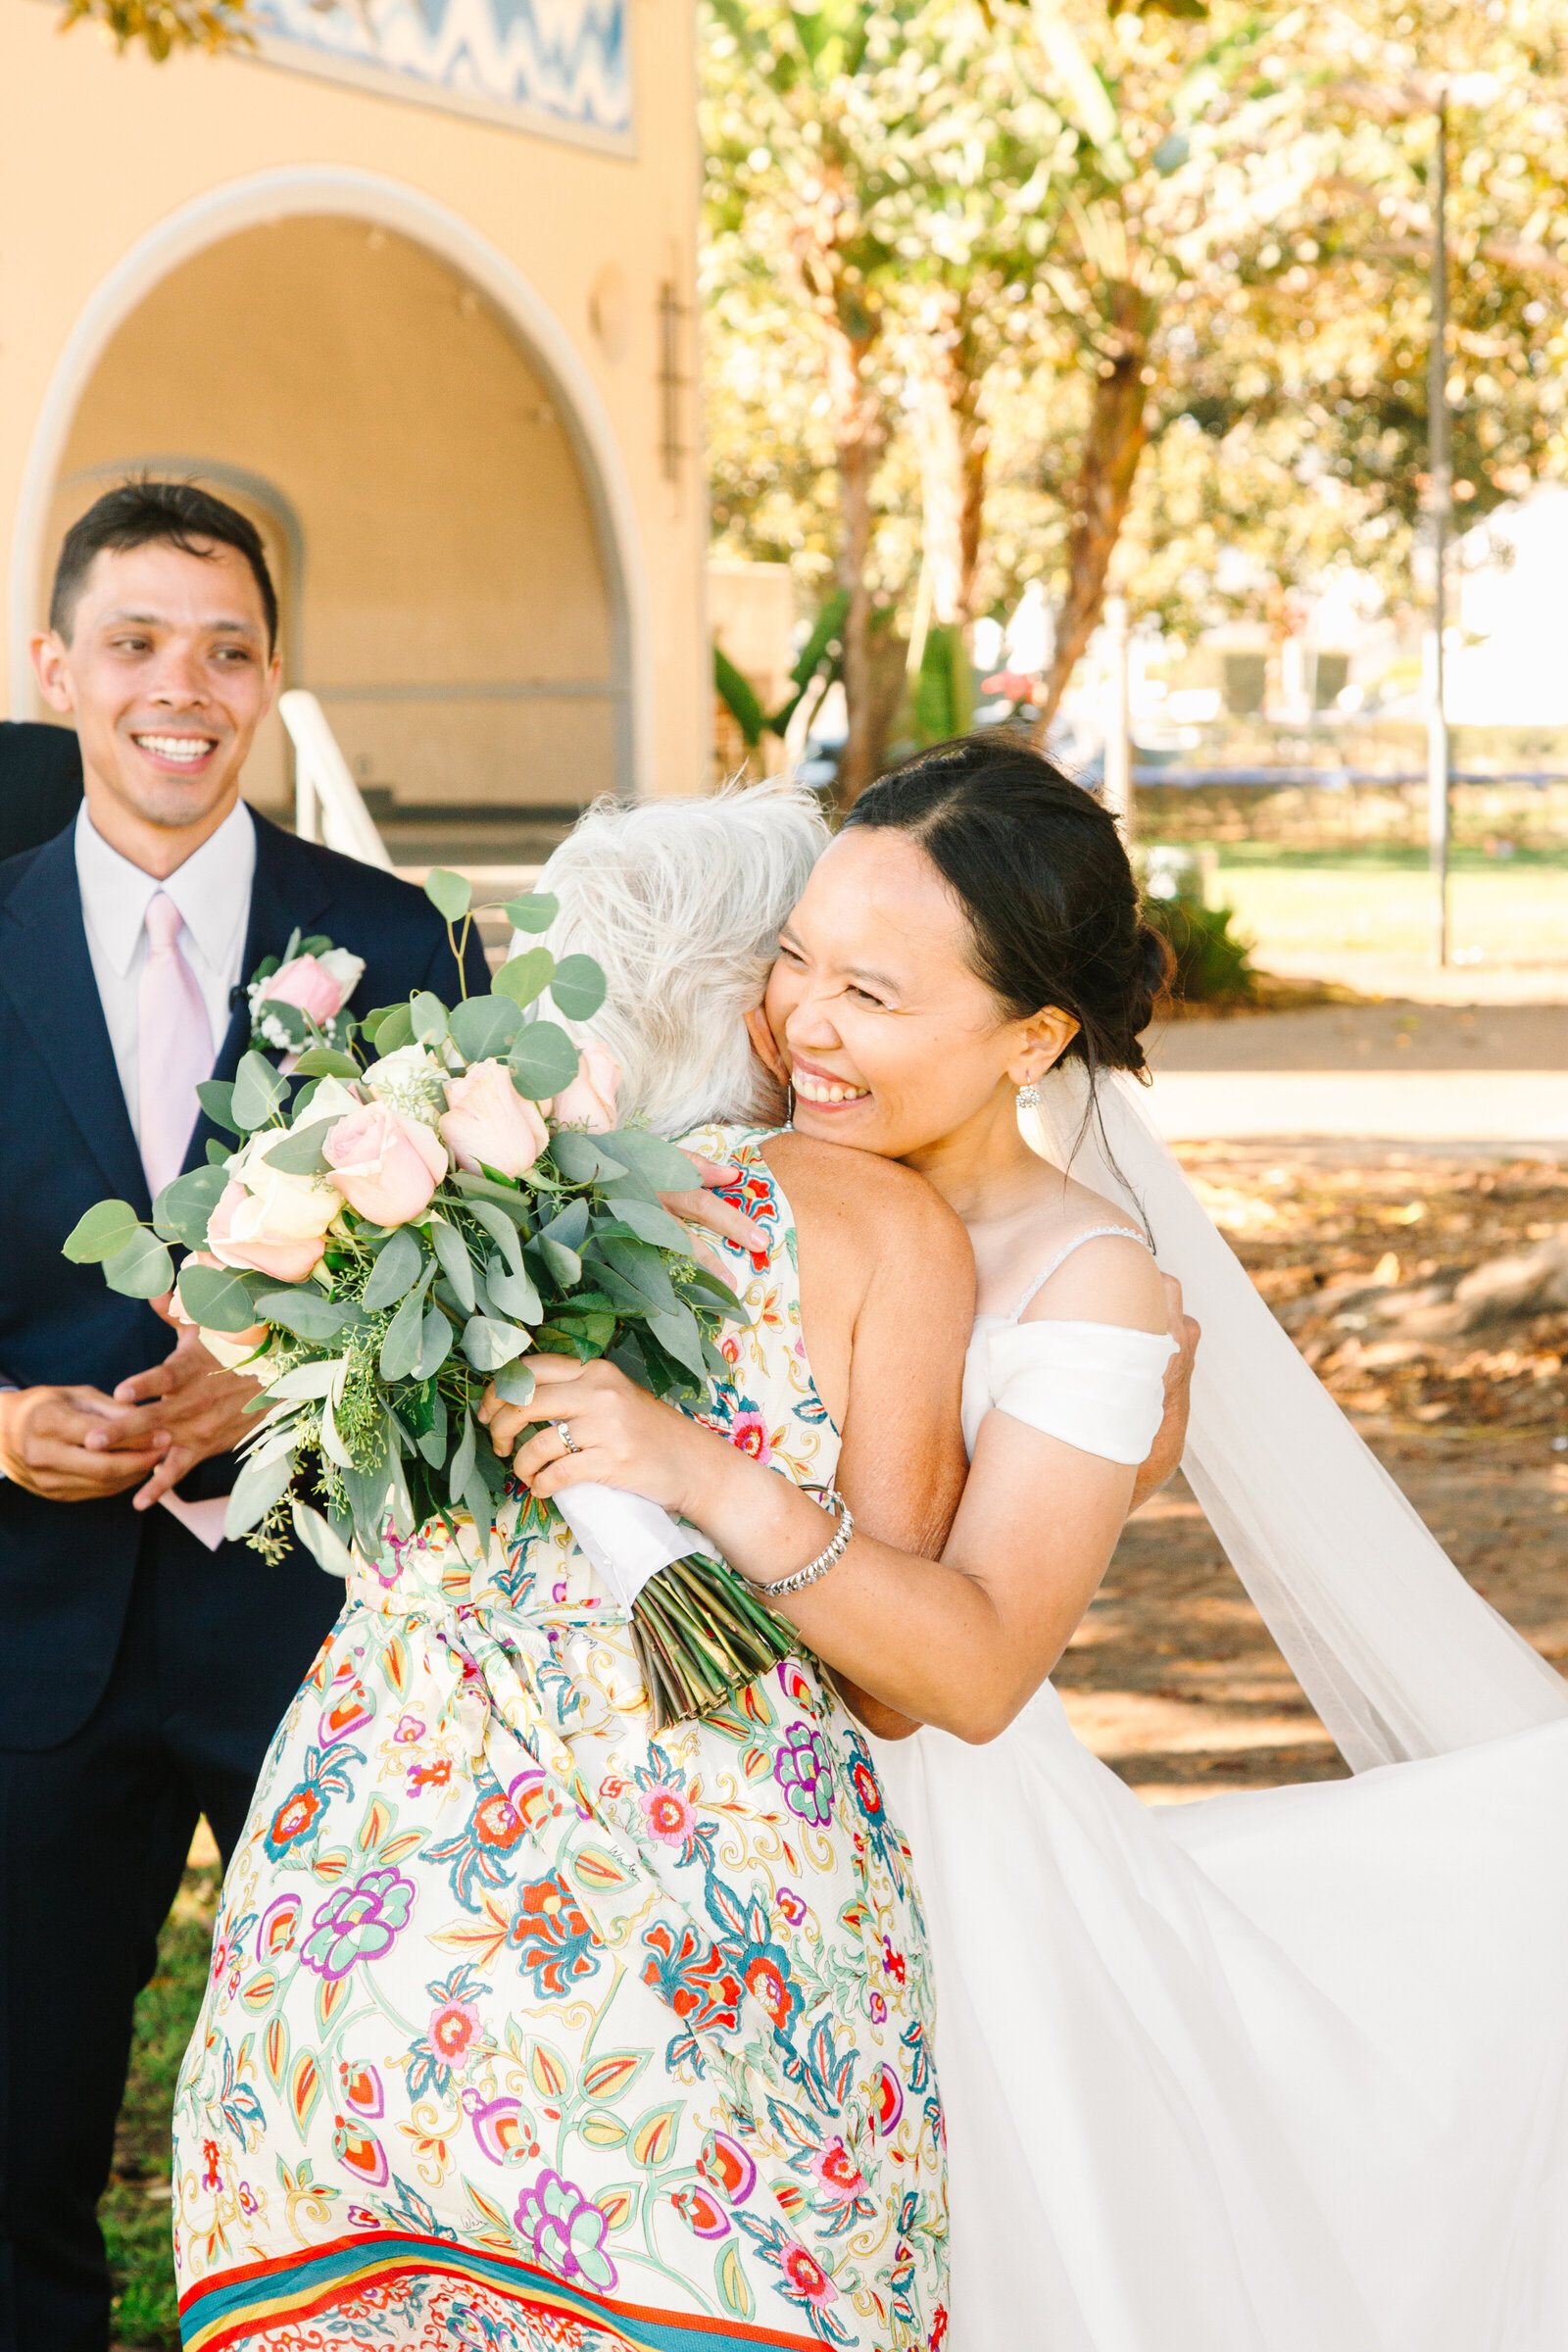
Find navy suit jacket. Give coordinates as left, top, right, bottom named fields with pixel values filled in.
left=0, top=809, right=490, bottom=1749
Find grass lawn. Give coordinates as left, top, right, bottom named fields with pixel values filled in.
left=102, top=1864, right=219, bottom=2348
left=1212, top=844, right=1568, bottom=971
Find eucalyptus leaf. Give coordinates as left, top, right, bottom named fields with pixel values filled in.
left=256, top=1288, right=358, bottom=1342
left=644, top=1301, right=710, bottom=1383
left=539, top=1236, right=582, bottom=1289
left=152, top=1163, right=230, bottom=1250
left=429, top=1220, right=476, bottom=1313
left=62, top=1199, right=143, bottom=1264
left=262, top=1119, right=338, bottom=1176
left=290, top=1046, right=361, bottom=1080
left=103, top=1230, right=175, bottom=1299
left=231, top=1052, right=287, bottom=1131
left=379, top=1277, right=430, bottom=1380
left=206, top=1139, right=233, bottom=1166
left=416, top=1383, right=449, bottom=1467
left=599, top=1126, right=708, bottom=1193
left=453, top=1174, right=532, bottom=1226
left=597, top=1235, right=677, bottom=1313
left=411, top=991, right=450, bottom=1047
left=505, top=891, right=559, bottom=934
left=196, top=1078, right=239, bottom=1134
left=462, top=1315, right=531, bottom=1371
left=485, top=1254, right=542, bottom=1323
left=463, top=1471, right=498, bottom=1551
left=509, top=1020, right=580, bottom=1102
left=448, top=994, right=522, bottom=1063
left=596, top=1195, right=693, bottom=1254
left=290, top=1500, right=357, bottom=1580
left=548, top=953, right=608, bottom=1023
left=423, top=867, right=473, bottom=922
left=549, top=1131, right=627, bottom=1185
left=492, top=1359, right=537, bottom=1410
left=416, top=1305, right=454, bottom=1380
left=449, top=1404, right=477, bottom=1504
left=494, top=948, right=555, bottom=1013
left=341, top=1460, right=393, bottom=1553
left=362, top=1225, right=425, bottom=1311
left=371, top=1004, right=416, bottom=1055
left=178, top=1260, right=267, bottom=1334
left=540, top=1199, right=591, bottom=1250
left=466, top=1197, right=525, bottom=1271
left=224, top=1448, right=296, bottom=1541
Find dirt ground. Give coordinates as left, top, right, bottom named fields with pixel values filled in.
left=1063, top=1142, right=1568, bottom=1803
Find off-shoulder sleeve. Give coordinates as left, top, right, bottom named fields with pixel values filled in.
left=982, top=1320, right=1178, bottom=1465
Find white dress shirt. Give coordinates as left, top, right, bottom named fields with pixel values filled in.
left=74, top=798, right=257, bottom=1145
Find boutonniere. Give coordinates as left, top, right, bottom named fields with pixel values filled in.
left=246, top=927, right=366, bottom=1054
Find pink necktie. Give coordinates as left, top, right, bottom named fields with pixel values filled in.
left=138, top=891, right=214, bottom=1200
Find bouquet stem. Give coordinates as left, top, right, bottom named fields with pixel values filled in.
left=630, top=1554, right=796, bottom=1731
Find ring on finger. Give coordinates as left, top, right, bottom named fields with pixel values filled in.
left=556, top=1420, right=580, bottom=1455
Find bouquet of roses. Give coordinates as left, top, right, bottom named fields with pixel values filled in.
left=62, top=871, right=796, bottom=1727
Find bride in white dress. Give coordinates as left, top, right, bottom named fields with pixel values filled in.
left=488, top=746, right=1568, bottom=2352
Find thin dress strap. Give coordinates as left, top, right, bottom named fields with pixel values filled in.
left=1007, top=1224, right=1152, bottom=1324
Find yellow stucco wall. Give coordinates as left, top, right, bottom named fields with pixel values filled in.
left=0, top=0, right=710, bottom=804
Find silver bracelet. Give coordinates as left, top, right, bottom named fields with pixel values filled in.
left=757, top=1488, right=855, bottom=1602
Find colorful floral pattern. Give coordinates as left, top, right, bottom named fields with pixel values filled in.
left=173, top=1128, right=947, bottom=2352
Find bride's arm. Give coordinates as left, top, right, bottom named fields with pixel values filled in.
left=492, top=1231, right=1167, bottom=1745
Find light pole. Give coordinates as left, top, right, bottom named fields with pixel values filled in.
left=1425, top=95, right=1452, bottom=966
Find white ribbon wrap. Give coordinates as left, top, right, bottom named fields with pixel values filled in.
left=555, top=1482, right=712, bottom=1613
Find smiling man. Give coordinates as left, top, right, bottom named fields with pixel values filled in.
left=0, top=481, right=490, bottom=2352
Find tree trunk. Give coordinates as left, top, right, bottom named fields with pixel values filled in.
left=828, top=325, right=886, bottom=803
left=1031, top=287, right=1155, bottom=741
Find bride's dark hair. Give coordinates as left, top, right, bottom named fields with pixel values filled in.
left=842, top=732, right=1170, bottom=1081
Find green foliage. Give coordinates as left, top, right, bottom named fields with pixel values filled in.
left=714, top=644, right=767, bottom=748
left=62, top=1200, right=143, bottom=1263
left=1145, top=894, right=1257, bottom=1004
left=57, top=0, right=253, bottom=59
left=100, top=1866, right=219, bottom=2348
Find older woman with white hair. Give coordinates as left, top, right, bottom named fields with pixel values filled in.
left=174, top=780, right=974, bottom=2352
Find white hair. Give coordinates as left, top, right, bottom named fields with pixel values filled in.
left=532, top=780, right=830, bottom=1138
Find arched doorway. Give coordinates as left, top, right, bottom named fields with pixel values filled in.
left=10, top=170, right=650, bottom=815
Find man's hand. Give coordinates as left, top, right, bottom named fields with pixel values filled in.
left=0, top=1383, right=171, bottom=1501
left=104, top=1298, right=263, bottom=1512
left=1129, top=1273, right=1199, bottom=1514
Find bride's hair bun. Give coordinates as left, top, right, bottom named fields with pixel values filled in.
left=845, top=733, right=1169, bottom=1080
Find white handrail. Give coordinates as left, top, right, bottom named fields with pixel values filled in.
left=279, top=689, right=395, bottom=871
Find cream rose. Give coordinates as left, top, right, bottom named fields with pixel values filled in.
left=438, top=1059, right=550, bottom=1178
left=361, top=1044, right=450, bottom=1130
left=207, top=1133, right=340, bottom=1282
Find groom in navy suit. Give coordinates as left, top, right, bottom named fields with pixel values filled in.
left=0, top=483, right=488, bottom=2352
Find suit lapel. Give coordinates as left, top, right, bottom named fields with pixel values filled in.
left=0, top=826, right=148, bottom=1210
left=184, top=814, right=333, bottom=1173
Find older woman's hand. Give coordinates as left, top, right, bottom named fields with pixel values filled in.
left=478, top=1354, right=707, bottom=1514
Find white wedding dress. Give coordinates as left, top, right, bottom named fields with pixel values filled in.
left=874, top=1219, right=1568, bottom=2352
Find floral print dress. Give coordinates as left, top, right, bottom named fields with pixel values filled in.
left=172, top=1128, right=948, bottom=2352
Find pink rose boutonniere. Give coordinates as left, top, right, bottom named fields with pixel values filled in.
left=248, top=927, right=366, bottom=1055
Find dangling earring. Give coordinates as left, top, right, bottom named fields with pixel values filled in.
left=1016, top=1081, right=1042, bottom=1111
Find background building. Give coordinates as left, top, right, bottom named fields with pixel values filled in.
left=0, top=0, right=710, bottom=832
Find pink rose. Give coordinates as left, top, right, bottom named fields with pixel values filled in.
left=323, top=1101, right=447, bottom=1226
left=208, top=1182, right=330, bottom=1284
left=256, top=947, right=364, bottom=1026
left=438, top=1060, right=550, bottom=1179
left=551, top=1044, right=622, bottom=1134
